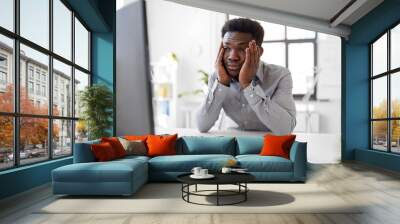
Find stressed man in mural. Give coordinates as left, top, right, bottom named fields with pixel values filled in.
left=196, top=18, right=296, bottom=135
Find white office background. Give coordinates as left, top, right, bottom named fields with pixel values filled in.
left=146, top=0, right=341, bottom=135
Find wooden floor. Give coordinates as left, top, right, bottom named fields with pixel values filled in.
left=1, top=162, right=400, bottom=224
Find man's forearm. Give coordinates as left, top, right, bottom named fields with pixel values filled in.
left=243, top=84, right=296, bottom=135
left=196, top=81, right=230, bottom=132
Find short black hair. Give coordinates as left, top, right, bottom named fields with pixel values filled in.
left=221, top=18, right=264, bottom=46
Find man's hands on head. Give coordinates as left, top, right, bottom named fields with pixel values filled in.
left=239, top=40, right=261, bottom=89
left=215, top=42, right=231, bottom=86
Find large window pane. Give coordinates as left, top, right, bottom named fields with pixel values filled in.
left=53, top=59, right=72, bottom=117
left=74, top=69, right=89, bottom=118
left=261, top=43, right=285, bottom=67
left=20, top=0, right=49, bottom=49
left=391, top=72, right=400, bottom=118
left=53, top=119, right=72, bottom=158
left=20, top=44, right=49, bottom=115
left=287, top=27, right=316, bottom=39
left=260, top=22, right=285, bottom=41
left=53, top=0, right=72, bottom=60
left=0, top=0, right=14, bottom=31
left=0, top=35, right=14, bottom=112
left=0, top=116, right=13, bottom=170
left=391, top=120, right=400, bottom=153
left=372, top=121, right=388, bottom=151
left=372, top=34, right=387, bottom=76
left=75, top=120, right=88, bottom=143
left=372, top=77, right=387, bottom=119
left=75, top=18, right=89, bottom=70
left=20, top=117, right=49, bottom=165
left=391, top=24, right=400, bottom=70
left=288, top=43, right=314, bottom=95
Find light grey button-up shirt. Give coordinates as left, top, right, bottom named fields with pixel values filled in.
left=196, top=62, right=296, bottom=135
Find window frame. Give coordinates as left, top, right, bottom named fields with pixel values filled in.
left=0, top=0, right=92, bottom=171
left=369, top=20, right=400, bottom=154
left=264, top=33, right=317, bottom=100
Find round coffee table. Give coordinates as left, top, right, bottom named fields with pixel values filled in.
left=177, top=173, right=255, bottom=206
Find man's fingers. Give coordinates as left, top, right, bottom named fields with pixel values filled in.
left=250, top=41, right=256, bottom=66
left=245, top=47, right=250, bottom=65
left=216, top=44, right=224, bottom=64
left=255, top=44, right=261, bottom=65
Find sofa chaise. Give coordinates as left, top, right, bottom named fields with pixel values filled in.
left=52, top=136, right=307, bottom=196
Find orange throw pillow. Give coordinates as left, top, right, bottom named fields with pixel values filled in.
left=259, top=134, right=296, bottom=159
left=146, top=134, right=178, bottom=157
left=91, top=142, right=117, bottom=161
left=124, top=135, right=148, bottom=141
left=101, top=137, right=127, bottom=158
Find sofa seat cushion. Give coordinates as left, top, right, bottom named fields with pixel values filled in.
left=149, top=154, right=235, bottom=172
left=53, top=159, right=147, bottom=183
left=236, top=155, right=293, bottom=172
left=116, top=155, right=150, bottom=162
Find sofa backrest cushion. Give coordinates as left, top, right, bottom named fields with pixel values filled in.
left=91, top=142, right=119, bottom=161
left=101, top=137, right=127, bottom=158
left=236, top=136, right=264, bottom=155
left=73, top=139, right=100, bottom=163
left=147, top=134, right=178, bottom=157
left=176, top=136, right=236, bottom=155
left=259, top=134, right=296, bottom=159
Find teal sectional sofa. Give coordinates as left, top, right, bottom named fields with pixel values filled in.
left=52, top=136, right=307, bottom=196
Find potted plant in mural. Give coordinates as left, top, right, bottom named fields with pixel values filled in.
left=178, top=69, right=209, bottom=98
left=79, top=84, right=113, bottom=140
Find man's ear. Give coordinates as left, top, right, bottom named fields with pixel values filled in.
left=259, top=46, right=264, bottom=56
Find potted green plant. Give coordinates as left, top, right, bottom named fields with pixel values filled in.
left=178, top=70, right=209, bottom=98
left=79, top=84, right=113, bottom=140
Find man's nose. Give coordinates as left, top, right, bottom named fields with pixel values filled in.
left=228, top=49, right=240, bottom=61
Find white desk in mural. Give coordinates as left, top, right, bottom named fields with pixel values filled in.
left=155, top=128, right=341, bottom=164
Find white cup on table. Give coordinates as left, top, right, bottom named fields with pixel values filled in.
left=191, top=167, right=202, bottom=176
left=200, top=169, right=208, bottom=176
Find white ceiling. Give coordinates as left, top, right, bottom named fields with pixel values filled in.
left=165, top=0, right=384, bottom=38
left=225, top=0, right=353, bottom=24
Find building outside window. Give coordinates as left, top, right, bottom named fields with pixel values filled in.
left=35, top=83, right=40, bottom=95
left=41, top=85, right=46, bottom=97
left=0, top=54, right=7, bottom=89
left=28, top=66, right=34, bottom=80
left=0, top=54, right=7, bottom=67
left=28, top=81, right=34, bottom=94
left=35, top=70, right=40, bottom=81
left=0, top=71, right=7, bottom=92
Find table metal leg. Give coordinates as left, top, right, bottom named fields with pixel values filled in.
left=187, top=184, right=190, bottom=202
left=245, top=183, right=247, bottom=201
left=217, top=184, right=219, bottom=206
left=181, top=184, right=183, bottom=199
